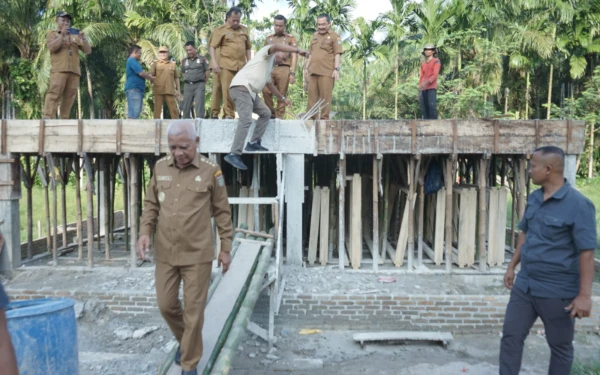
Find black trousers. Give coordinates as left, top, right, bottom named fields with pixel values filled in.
left=420, top=89, right=438, bottom=119
left=499, top=286, right=575, bottom=375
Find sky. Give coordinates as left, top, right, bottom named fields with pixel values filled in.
left=252, top=0, right=393, bottom=23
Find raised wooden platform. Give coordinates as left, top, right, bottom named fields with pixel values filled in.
left=0, top=119, right=585, bottom=155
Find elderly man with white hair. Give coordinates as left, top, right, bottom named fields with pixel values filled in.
left=137, top=120, right=233, bottom=375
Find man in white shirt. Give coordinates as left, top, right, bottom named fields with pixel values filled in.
left=224, top=44, right=309, bottom=170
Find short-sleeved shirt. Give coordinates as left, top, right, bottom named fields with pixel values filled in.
left=210, top=24, right=251, bottom=72
left=263, top=33, right=297, bottom=66
left=149, top=60, right=180, bottom=95
left=515, top=180, right=597, bottom=298
left=0, top=282, right=9, bottom=310
left=125, top=57, right=146, bottom=92
left=46, top=30, right=86, bottom=76
left=419, top=58, right=441, bottom=90
left=230, top=45, right=275, bottom=100
left=308, top=30, right=343, bottom=76
left=139, top=154, right=233, bottom=266
left=181, top=55, right=209, bottom=83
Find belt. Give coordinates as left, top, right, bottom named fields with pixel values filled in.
left=275, top=64, right=290, bottom=67
left=184, top=79, right=204, bottom=84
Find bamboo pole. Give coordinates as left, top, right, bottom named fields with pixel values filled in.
left=445, top=157, right=454, bottom=273
left=104, top=156, right=111, bottom=259
left=209, top=237, right=273, bottom=375
left=25, top=156, right=33, bottom=259
left=75, top=157, right=83, bottom=260
left=372, top=156, right=379, bottom=272
left=42, top=161, right=51, bottom=251
left=380, top=157, right=390, bottom=262
left=85, top=154, right=94, bottom=268
left=417, top=183, right=424, bottom=267
left=338, top=157, right=346, bottom=270
left=518, top=157, right=527, bottom=221
left=122, top=157, right=129, bottom=256
left=407, top=157, right=416, bottom=271
left=60, top=157, right=68, bottom=247
left=129, top=155, right=139, bottom=268
left=96, top=159, right=101, bottom=251
left=478, top=158, right=487, bottom=271
left=47, top=154, right=58, bottom=266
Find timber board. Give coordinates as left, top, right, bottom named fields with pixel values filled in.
left=3, top=119, right=585, bottom=155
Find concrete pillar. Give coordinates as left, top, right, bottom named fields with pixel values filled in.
left=284, top=154, right=304, bottom=266
left=0, top=154, right=21, bottom=273
left=564, top=154, right=577, bottom=187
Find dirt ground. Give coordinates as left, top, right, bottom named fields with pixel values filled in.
left=75, top=301, right=600, bottom=375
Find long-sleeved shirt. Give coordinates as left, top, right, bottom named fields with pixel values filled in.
left=419, top=58, right=441, bottom=91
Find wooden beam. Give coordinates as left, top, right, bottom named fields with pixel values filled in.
left=338, top=157, right=346, bottom=270
left=478, top=158, right=487, bottom=271
left=445, top=157, right=454, bottom=273
left=319, top=187, right=330, bottom=266
left=350, top=174, right=362, bottom=269
left=307, top=186, right=321, bottom=265
left=372, top=156, right=379, bottom=272
left=235, top=228, right=274, bottom=239
left=85, top=153, right=94, bottom=268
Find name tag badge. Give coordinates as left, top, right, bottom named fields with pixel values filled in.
left=157, top=176, right=172, bottom=181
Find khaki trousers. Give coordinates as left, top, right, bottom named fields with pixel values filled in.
left=43, top=72, right=80, bottom=119
left=155, top=260, right=212, bottom=371
left=154, top=94, right=180, bottom=119
left=307, top=74, right=335, bottom=120
left=262, top=65, right=291, bottom=119
left=210, top=71, right=222, bottom=118
left=219, top=69, right=237, bottom=119
left=230, top=86, right=271, bottom=155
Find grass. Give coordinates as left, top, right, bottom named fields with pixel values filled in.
left=19, top=184, right=125, bottom=243
left=572, top=357, right=600, bottom=375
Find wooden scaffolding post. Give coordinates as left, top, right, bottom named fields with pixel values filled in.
left=84, top=154, right=94, bottom=268
left=40, top=160, right=51, bottom=252
left=121, top=156, right=129, bottom=261
left=417, top=181, right=425, bottom=268
left=380, top=157, right=390, bottom=263
left=103, top=156, right=111, bottom=259
left=518, top=157, right=527, bottom=221
left=445, top=157, right=454, bottom=273
left=129, top=155, right=139, bottom=268
left=407, top=157, right=415, bottom=271
left=307, top=186, right=321, bottom=265
left=478, top=157, right=488, bottom=271
left=338, top=156, right=346, bottom=270
left=372, top=155, right=379, bottom=272
left=319, top=187, right=330, bottom=266
left=350, top=174, right=362, bottom=269
left=74, top=157, right=83, bottom=260
left=59, top=157, right=69, bottom=248
left=47, top=153, right=58, bottom=266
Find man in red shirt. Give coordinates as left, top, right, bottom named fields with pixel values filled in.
left=418, top=44, right=441, bottom=119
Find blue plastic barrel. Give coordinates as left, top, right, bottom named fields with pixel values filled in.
left=6, top=298, right=79, bottom=375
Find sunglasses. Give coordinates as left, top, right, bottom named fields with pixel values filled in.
left=424, top=48, right=435, bottom=51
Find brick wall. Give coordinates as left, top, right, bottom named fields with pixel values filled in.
left=7, top=288, right=600, bottom=333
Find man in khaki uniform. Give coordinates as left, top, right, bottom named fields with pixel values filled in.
left=43, top=11, right=92, bottom=119
left=209, top=7, right=252, bottom=119
left=305, top=13, right=343, bottom=120
left=150, top=46, right=181, bottom=119
left=261, top=15, right=298, bottom=119
left=208, top=13, right=229, bottom=119
left=137, top=120, right=233, bottom=375
left=181, top=41, right=209, bottom=119
left=223, top=44, right=309, bottom=170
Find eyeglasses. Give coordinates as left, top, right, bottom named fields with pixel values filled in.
left=424, top=48, right=435, bottom=51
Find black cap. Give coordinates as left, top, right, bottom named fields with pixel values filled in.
left=56, top=11, right=72, bottom=20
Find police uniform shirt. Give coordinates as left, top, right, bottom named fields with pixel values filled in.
left=308, top=30, right=343, bottom=76
left=210, top=24, right=252, bottom=71
left=182, top=55, right=209, bottom=83
left=150, top=60, right=180, bottom=95
left=230, top=45, right=276, bottom=99
left=139, top=154, right=233, bottom=266
left=263, top=33, right=297, bottom=66
left=46, top=30, right=86, bottom=76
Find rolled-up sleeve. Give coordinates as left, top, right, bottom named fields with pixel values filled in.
left=573, top=199, right=597, bottom=251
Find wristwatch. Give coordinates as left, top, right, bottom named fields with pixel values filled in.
left=281, top=96, right=286, bottom=101
left=334, top=67, right=340, bottom=71
left=290, top=72, right=295, bottom=76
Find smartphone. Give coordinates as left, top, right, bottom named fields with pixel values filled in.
left=68, top=28, right=80, bottom=35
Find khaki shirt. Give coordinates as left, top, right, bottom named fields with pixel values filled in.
left=263, top=32, right=297, bottom=66
left=210, top=24, right=251, bottom=71
left=46, top=30, right=86, bottom=76
left=182, top=55, right=209, bottom=83
left=308, top=30, right=343, bottom=76
left=230, top=45, right=275, bottom=100
left=150, top=60, right=180, bottom=95
left=139, top=154, right=233, bottom=266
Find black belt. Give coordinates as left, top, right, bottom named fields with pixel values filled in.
left=184, top=79, right=204, bottom=84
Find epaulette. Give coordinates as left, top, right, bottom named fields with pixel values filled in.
left=199, top=156, right=217, bottom=168
left=157, top=155, right=171, bottom=164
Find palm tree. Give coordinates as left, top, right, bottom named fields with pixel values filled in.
left=0, top=0, right=47, bottom=59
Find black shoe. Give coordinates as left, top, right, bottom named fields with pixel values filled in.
left=224, top=153, right=248, bottom=170
left=245, top=141, right=269, bottom=152
left=181, top=370, right=197, bottom=375
left=175, top=346, right=181, bottom=366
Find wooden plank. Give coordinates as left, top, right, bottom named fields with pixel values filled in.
left=372, top=156, right=379, bottom=272
left=487, top=188, right=499, bottom=267
left=353, top=331, right=453, bottom=348
left=194, top=242, right=262, bottom=372
left=394, top=191, right=417, bottom=267
left=338, top=157, right=346, bottom=270
left=228, top=197, right=278, bottom=205
left=495, top=188, right=508, bottom=266
left=238, top=187, right=248, bottom=228
left=478, top=158, right=488, bottom=271
left=246, top=188, right=255, bottom=231
left=350, top=174, right=362, bottom=269
left=319, top=187, right=330, bottom=266
left=307, top=187, right=321, bottom=265
left=445, top=158, right=454, bottom=272
left=434, top=188, right=445, bottom=265
left=235, top=228, right=274, bottom=239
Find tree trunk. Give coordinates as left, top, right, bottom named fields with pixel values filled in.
left=362, top=61, right=367, bottom=121
left=546, top=26, right=556, bottom=120
left=525, top=71, right=530, bottom=119
left=588, top=122, right=595, bottom=178
left=84, top=60, right=95, bottom=119
left=394, top=54, right=399, bottom=120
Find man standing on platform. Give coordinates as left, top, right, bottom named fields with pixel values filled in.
left=209, top=7, right=252, bottom=119
left=305, top=13, right=343, bottom=120
left=223, top=44, right=309, bottom=171
left=43, top=11, right=92, bottom=119
left=137, top=120, right=233, bottom=375
left=150, top=46, right=181, bottom=119
left=181, top=42, right=209, bottom=119
left=418, top=44, right=441, bottom=120
left=500, top=146, right=597, bottom=375
left=262, top=15, right=298, bottom=119
left=125, top=45, right=154, bottom=119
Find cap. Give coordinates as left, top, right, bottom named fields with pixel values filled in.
left=56, top=11, right=72, bottom=20
left=158, top=46, right=169, bottom=52
left=423, top=44, right=436, bottom=50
